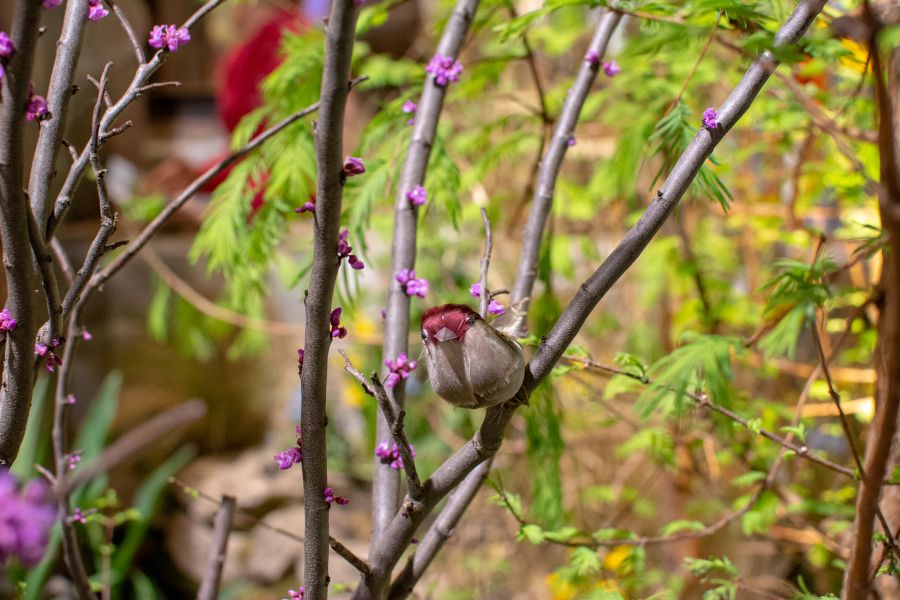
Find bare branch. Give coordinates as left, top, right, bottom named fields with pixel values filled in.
left=27, top=0, right=90, bottom=235
left=107, top=0, right=146, bottom=65
left=300, top=0, right=364, bottom=596
left=339, top=351, right=422, bottom=501
left=60, top=399, right=206, bottom=495
left=329, top=537, right=371, bottom=579
left=0, top=0, right=46, bottom=465
left=374, top=0, right=481, bottom=548
left=197, top=495, right=236, bottom=600
left=477, top=208, right=492, bottom=318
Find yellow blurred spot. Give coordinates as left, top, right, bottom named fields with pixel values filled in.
left=839, top=39, right=869, bottom=71
left=546, top=573, right=577, bottom=600
left=603, top=545, right=630, bottom=572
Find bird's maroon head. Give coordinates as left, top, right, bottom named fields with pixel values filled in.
left=421, top=304, right=482, bottom=344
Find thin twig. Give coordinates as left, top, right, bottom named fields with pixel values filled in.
left=50, top=238, right=76, bottom=287
left=107, top=0, right=146, bottom=65
left=339, top=351, right=422, bottom=501
left=477, top=208, right=492, bottom=318
left=60, top=399, right=206, bottom=495
left=329, top=537, right=372, bottom=579
left=197, top=495, right=236, bottom=600
left=26, top=198, right=63, bottom=345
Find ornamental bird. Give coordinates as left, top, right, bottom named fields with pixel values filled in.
left=420, top=304, right=525, bottom=409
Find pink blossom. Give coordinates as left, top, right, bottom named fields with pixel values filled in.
left=602, top=61, right=620, bottom=77
left=402, top=99, right=417, bottom=125
left=406, top=185, right=427, bottom=207
left=42, top=0, right=63, bottom=9
left=323, top=487, right=350, bottom=506
left=703, top=107, right=719, bottom=129
left=374, top=441, right=415, bottom=470
left=488, top=300, right=505, bottom=315
left=396, top=269, right=428, bottom=298
left=384, top=353, right=417, bottom=388
left=295, top=194, right=316, bottom=214
left=87, top=0, right=108, bottom=21
left=584, top=50, right=600, bottom=65
left=330, top=307, right=347, bottom=339
left=336, top=229, right=365, bottom=270
left=0, top=308, right=17, bottom=332
left=426, top=53, right=463, bottom=86
left=0, top=32, right=14, bottom=58
left=274, top=447, right=303, bottom=470
left=148, top=24, right=190, bottom=52
left=25, top=86, right=49, bottom=122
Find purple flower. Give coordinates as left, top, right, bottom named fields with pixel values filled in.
left=34, top=340, right=62, bottom=373
left=426, top=53, right=463, bottom=87
left=295, top=194, right=316, bottom=214
left=288, top=588, right=305, bottom=600
left=602, top=61, right=620, bottom=77
left=384, top=353, right=417, bottom=388
left=0, top=64, right=5, bottom=83
left=703, top=107, right=719, bottom=129
left=0, top=470, right=56, bottom=567
left=65, top=394, right=76, bottom=405
left=0, top=308, right=17, bottom=332
left=25, top=86, right=49, bottom=122
left=343, top=156, right=365, bottom=176
left=67, top=453, right=81, bottom=471
left=584, top=50, right=600, bottom=65
left=274, top=447, right=303, bottom=470
left=402, top=99, right=417, bottom=125
left=86, top=0, right=108, bottom=21
left=330, top=307, right=347, bottom=339
left=396, top=269, right=428, bottom=298
left=0, top=32, right=14, bottom=58
left=323, top=487, right=350, bottom=506
left=336, top=229, right=365, bottom=270
left=567, top=135, right=576, bottom=147
left=42, top=0, right=63, bottom=9
left=406, top=185, right=427, bottom=207
left=148, top=24, right=190, bottom=52
left=374, top=441, right=415, bottom=470
left=71, top=508, right=87, bottom=524
left=34, top=343, right=48, bottom=357
left=81, top=330, right=92, bottom=341
left=488, top=300, right=505, bottom=315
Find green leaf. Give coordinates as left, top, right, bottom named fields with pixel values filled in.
left=570, top=546, right=602, bottom=576
left=732, top=471, right=767, bottom=487
left=518, top=524, right=545, bottom=544
left=659, top=519, right=706, bottom=536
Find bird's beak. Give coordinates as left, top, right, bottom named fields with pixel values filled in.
left=434, top=327, right=458, bottom=342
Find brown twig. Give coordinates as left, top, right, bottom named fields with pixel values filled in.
left=478, top=208, right=492, bottom=318
left=197, top=495, right=236, bottom=600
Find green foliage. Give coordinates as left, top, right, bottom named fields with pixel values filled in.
left=685, top=556, right=739, bottom=600
left=636, top=333, right=743, bottom=416
left=523, top=383, right=565, bottom=528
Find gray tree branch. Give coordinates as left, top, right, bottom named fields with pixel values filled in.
left=300, top=0, right=362, bottom=597
left=373, top=0, right=481, bottom=544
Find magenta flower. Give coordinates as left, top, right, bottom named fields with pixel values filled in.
left=406, top=184, right=427, bottom=207
left=0, top=308, right=17, bottom=332
left=396, top=269, right=428, bottom=298
left=602, top=61, right=620, bottom=77
left=81, top=330, right=92, bottom=341
left=0, top=32, right=14, bottom=58
left=148, top=24, right=190, bottom=52
left=86, top=0, right=108, bottom=21
left=584, top=50, right=600, bottom=65
left=34, top=338, right=62, bottom=373
left=67, top=453, right=81, bottom=471
left=323, top=487, right=350, bottom=506
left=25, top=86, right=49, bottom=122
left=42, top=0, right=63, bottom=9
left=567, top=135, right=576, bottom=147
left=330, top=307, right=347, bottom=339
left=426, top=53, right=463, bottom=87
left=295, top=194, right=316, bottom=214
left=336, top=229, right=364, bottom=270
left=71, top=508, right=87, bottom=524
left=375, top=441, right=415, bottom=470
left=343, top=156, right=365, bottom=176
left=0, top=470, right=57, bottom=567
left=488, top=300, right=505, bottom=315
left=274, top=447, right=303, bottom=470
left=703, top=107, right=719, bottom=129
left=65, top=394, right=76, bottom=405
left=402, top=99, right=417, bottom=125
left=288, top=587, right=305, bottom=599
left=384, top=352, right=417, bottom=388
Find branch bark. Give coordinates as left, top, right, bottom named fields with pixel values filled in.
left=301, top=1, right=362, bottom=597
left=843, top=5, right=900, bottom=596
left=0, top=0, right=45, bottom=465
left=373, top=0, right=480, bottom=547
left=197, top=495, right=236, bottom=600
left=352, top=3, right=828, bottom=598
left=508, top=9, right=622, bottom=335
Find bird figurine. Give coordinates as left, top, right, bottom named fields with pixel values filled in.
left=420, top=304, right=526, bottom=408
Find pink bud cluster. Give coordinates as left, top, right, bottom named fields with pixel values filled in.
left=337, top=229, right=364, bottom=270
left=274, top=425, right=303, bottom=470
left=384, top=353, right=416, bottom=388
left=396, top=269, right=428, bottom=298
left=375, top=441, right=415, bottom=471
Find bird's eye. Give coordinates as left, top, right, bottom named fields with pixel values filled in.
left=421, top=329, right=428, bottom=341
left=466, top=314, right=476, bottom=325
